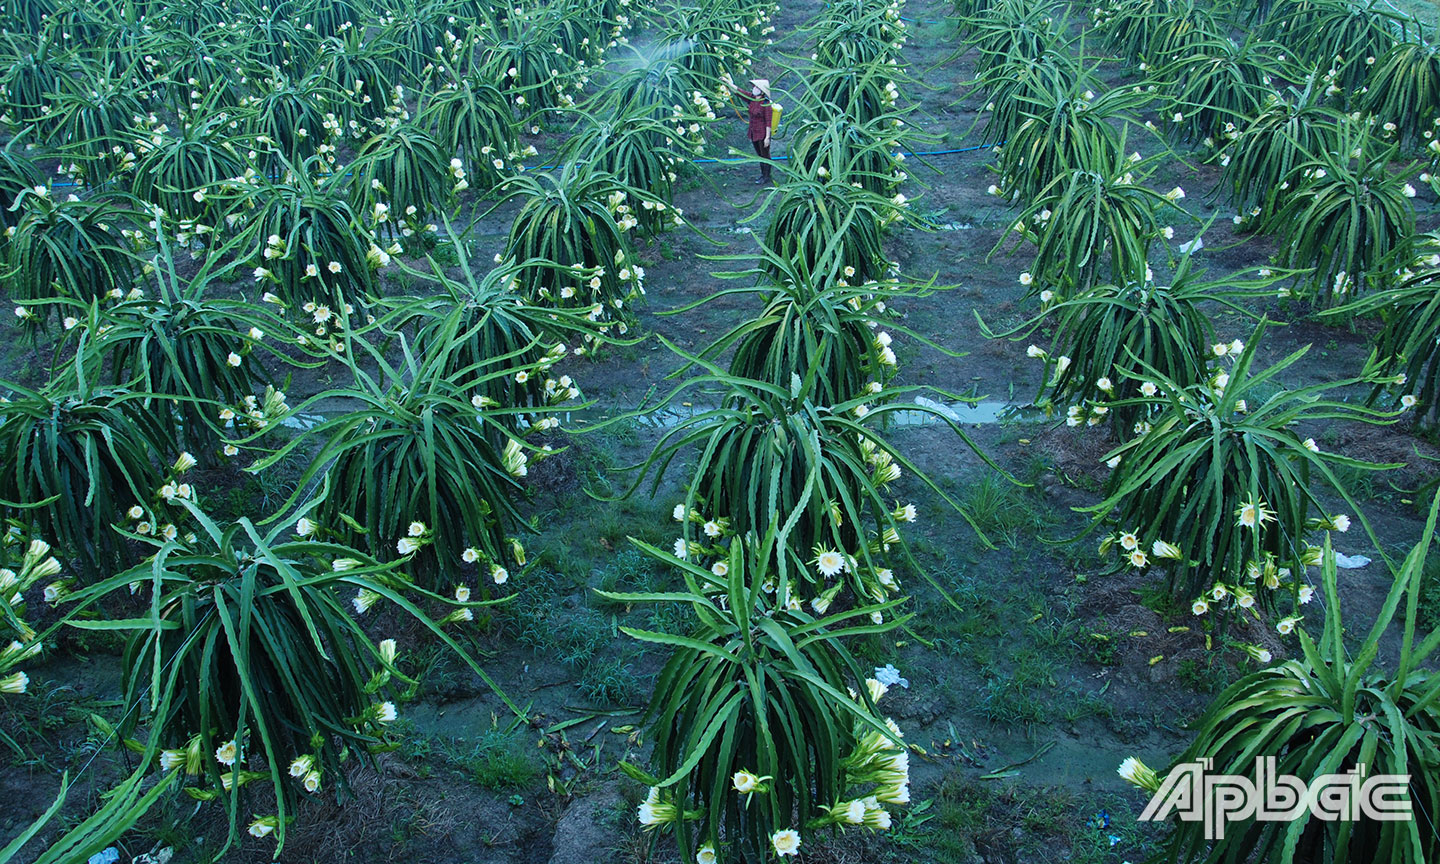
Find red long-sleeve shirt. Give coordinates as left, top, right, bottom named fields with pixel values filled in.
left=746, top=98, right=770, bottom=142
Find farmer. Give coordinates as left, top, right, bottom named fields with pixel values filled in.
left=723, top=74, right=773, bottom=183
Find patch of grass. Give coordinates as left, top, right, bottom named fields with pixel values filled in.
left=961, top=472, right=1015, bottom=531
left=463, top=728, right=541, bottom=790
left=403, top=642, right=483, bottom=702
left=1105, top=710, right=1163, bottom=743
left=1325, top=461, right=1385, bottom=502
left=505, top=575, right=563, bottom=647
left=536, top=493, right=673, bottom=580
left=924, top=777, right=1161, bottom=864
left=252, top=439, right=308, bottom=510
left=158, top=758, right=462, bottom=863
left=1008, top=648, right=1058, bottom=689
left=643, top=601, right=689, bottom=635
left=933, top=780, right=996, bottom=845
left=1058, top=684, right=1115, bottom=725
left=547, top=612, right=611, bottom=668
left=1056, top=541, right=1100, bottom=576
left=1083, top=630, right=1121, bottom=666
left=1030, top=613, right=1081, bottom=655
left=1390, top=0, right=1440, bottom=27
left=926, top=563, right=1005, bottom=652
left=960, top=472, right=1056, bottom=550
left=0, top=674, right=111, bottom=767
left=505, top=571, right=639, bottom=706
left=978, top=674, right=1049, bottom=730
left=1135, top=582, right=1185, bottom=621
left=1015, top=451, right=1056, bottom=487
left=428, top=238, right=461, bottom=267
left=577, top=655, right=638, bottom=706
left=138, top=793, right=212, bottom=859
left=1175, top=655, right=1230, bottom=695
left=1069, top=616, right=1123, bottom=667
left=594, top=547, right=666, bottom=610
left=208, top=445, right=310, bottom=523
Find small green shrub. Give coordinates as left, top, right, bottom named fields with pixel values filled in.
left=619, top=364, right=994, bottom=605
left=1268, top=119, right=1417, bottom=306
left=236, top=161, right=382, bottom=312
left=1269, top=0, right=1411, bottom=98
left=1118, top=509, right=1440, bottom=864
left=1156, top=34, right=1295, bottom=146
left=74, top=243, right=307, bottom=460
left=560, top=112, right=700, bottom=235
left=983, top=258, right=1276, bottom=436
left=350, top=123, right=461, bottom=228
left=4, top=190, right=135, bottom=305
left=397, top=253, right=591, bottom=437
left=805, top=65, right=895, bottom=127
left=128, top=112, right=249, bottom=226
left=1364, top=39, right=1440, bottom=146
left=0, top=33, right=72, bottom=126
left=1332, top=236, right=1440, bottom=426
left=1217, top=95, right=1339, bottom=223
left=244, top=72, right=339, bottom=165
left=1091, top=0, right=1217, bottom=68
left=0, top=374, right=174, bottom=578
left=1083, top=322, right=1399, bottom=621
left=577, top=656, right=637, bottom=706
left=316, top=28, right=400, bottom=125
left=61, top=504, right=508, bottom=856
left=710, top=250, right=901, bottom=406
left=786, top=114, right=909, bottom=197
left=254, top=332, right=544, bottom=587
left=764, top=179, right=896, bottom=287
left=990, top=81, right=1147, bottom=205
left=466, top=728, right=541, bottom=790
left=418, top=74, right=522, bottom=192
left=604, top=533, right=911, bottom=864
left=811, top=0, right=907, bottom=66
left=993, top=147, right=1171, bottom=296
left=974, top=50, right=1082, bottom=146
left=968, top=0, right=1064, bottom=77
left=498, top=162, right=645, bottom=346
left=0, top=141, right=43, bottom=231
left=475, top=18, right=585, bottom=114
left=44, top=69, right=146, bottom=181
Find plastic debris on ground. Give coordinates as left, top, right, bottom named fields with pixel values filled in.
left=1335, top=552, right=1371, bottom=569
left=874, top=664, right=909, bottom=688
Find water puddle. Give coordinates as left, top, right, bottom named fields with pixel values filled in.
left=630, top=396, right=1025, bottom=429
left=271, top=399, right=1030, bottom=436
left=281, top=412, right=328, bottom=430
left=635, top=404, right=709, bottom=428
left=894, top=396, right=1012, bottom=425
